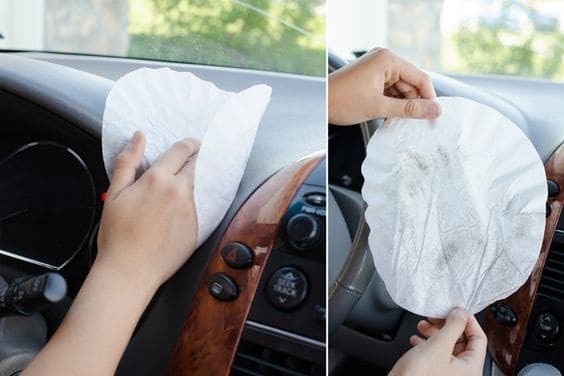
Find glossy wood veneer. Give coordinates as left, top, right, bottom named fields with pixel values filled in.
left=486, top=143, right=564, bottom=375
left=166, top=152, right=324, bottom=376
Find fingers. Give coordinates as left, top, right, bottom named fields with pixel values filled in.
left=107, top=131, right=145, bottom=199
left=395, top=59, right=437, bottom=99
left=393, top=80, right=419, bottom=99
left=458, top=313, right=488, bottom=362
left=431, top=308, right=469, bottom=350
left=417, top=320, right=440, bottom=339
left=381, top=96, right=441, bottom=120
left=409, top=335, right=426, bottom=347
left=427, top=317, right=445, bottom=326
left=176, top=153, right=198, bottom=190
left=152, top=138, right=200, bottom=175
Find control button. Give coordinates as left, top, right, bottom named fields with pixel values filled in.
left=304, top=193, right=326, bottom=207
left=266, top=267, right=308, bottom=311
left=547, top=203, right=552, bottom=217
left=286, top=214, right=322, bottom=251
left=518, top=363, right=561, bottom=376
left=207, top=273, right=238, bottom=301
left=534, top=313, right=559, bottom=345
left=313, top=304, right=326, bottom=324
left=548, top=180, right=560, bottom=197
left=490, top=302, right=518, bottom=326
left=220, top=242, right=254, bottom=269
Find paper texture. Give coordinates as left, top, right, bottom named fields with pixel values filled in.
left=362, top=96, right=547, bottom=318
left=102, top=67, right=272, bottom=246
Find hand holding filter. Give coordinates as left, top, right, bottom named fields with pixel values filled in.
left=102, top=68, right=272, bottom=247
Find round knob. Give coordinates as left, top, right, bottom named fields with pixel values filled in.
left=286, top=213, right=322, bottom=251
left=534, top=313, right=559, bottom=345
left=518, top=363, right=561, bottom=376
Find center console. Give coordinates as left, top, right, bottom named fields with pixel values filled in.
left=233, top=161, right=326, bottom=375
left=167, top=153, right=326, bottom=376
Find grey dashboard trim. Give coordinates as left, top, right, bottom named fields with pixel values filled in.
left=0, top=53, right=112, bottom=138
left=246, top=320, right=326, bottom=349
left=18, top=52, right=325, bottom=82
left=448, top=73, right=564, bottom=163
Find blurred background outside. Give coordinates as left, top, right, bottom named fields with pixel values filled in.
left=0, top=0, right=325, bottom=76
left=328, top=0, right=564, bottom=81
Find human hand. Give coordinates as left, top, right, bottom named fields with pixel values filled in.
left=96, top=131, right=200, bottom=295
left=389, top=308, right=487, bottom=376
left=328, top=48, right=441, bottom=125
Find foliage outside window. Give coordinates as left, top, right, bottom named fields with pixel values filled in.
left=128, top=0, right=326, bottom=76
left=446, top=1, right=564, bottom=80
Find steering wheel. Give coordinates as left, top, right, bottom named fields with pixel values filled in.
left=328, top=52, right=399, bottom=335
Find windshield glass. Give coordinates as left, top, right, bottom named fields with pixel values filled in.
left=0, top=0, right=325, bottom=77
left=328, top=0, right=564, bottom=81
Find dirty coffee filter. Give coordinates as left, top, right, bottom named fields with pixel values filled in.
left=362, top=96, right=547, bottom=318
left=102, top=67, right=272, bottom=246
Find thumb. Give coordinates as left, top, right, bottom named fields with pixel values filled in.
left=381, top=96, right=441, bottom=120
left=107, top=131, right=145, bottom=199
left=430, top=308, right=469, bottom=351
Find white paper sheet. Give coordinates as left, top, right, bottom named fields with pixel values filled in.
left=102, top=67, right=272, bottom=246
left=362, top=96, right=547, bottom=318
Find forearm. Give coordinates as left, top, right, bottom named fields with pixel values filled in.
left=23, top=258, right=157, bottom=376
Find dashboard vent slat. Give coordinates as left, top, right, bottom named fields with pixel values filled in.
left=539, top=240, right=564, bottom=302
left=232, top=339, right=323, bottom=376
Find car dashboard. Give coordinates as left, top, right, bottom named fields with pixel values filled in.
left=0, top=52, right=326, bottom=375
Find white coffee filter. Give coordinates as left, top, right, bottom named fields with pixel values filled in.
left=362, top=96, right=547, bottom=318
left=102, top=67, right=272, bottom=246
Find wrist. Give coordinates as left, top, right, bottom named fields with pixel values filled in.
left=90, top=254, right=160, bottom=305
left=328, top=73, right=344, bottom=125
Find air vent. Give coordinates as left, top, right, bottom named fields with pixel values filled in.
left=538, top=237, right=564, bottom=302
left=232, top=339, right=324, bottom=376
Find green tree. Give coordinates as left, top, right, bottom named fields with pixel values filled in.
left=450, top=2, right=564, bottom=80
left=128, top=0, right=325, bottom=76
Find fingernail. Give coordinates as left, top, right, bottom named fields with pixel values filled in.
left=426, top=102, right=441, bottom=119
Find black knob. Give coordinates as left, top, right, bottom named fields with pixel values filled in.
left=207, top=273, right=239, bottom=301
left=0, top=273, right=67, bottom=317
left=490, top=302, right=518, bottom=326
left=534, top=313, right=559, bottom=345
left=266, top=267, right=308, bottom=311
left=548, top=180, right=560, bottom=197
left=286, top=213, right=322, bottom=251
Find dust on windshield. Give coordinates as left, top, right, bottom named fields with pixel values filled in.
left=0, top=0, right=325, bottom=77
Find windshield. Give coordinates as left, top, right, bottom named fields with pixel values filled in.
left=0, top=0, right=325, bottom=77
left=328, top=0, right=564, bottom=82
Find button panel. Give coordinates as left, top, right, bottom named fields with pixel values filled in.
left=207, top=273, right=239, bottom=301
left=247, top=159, right=326, bottom=343
left=221, top=242, right=254, bottom=269
left=286, top=213, right=322, bottom=251
left=267, top=266, right=308, bottom=311
left=304, top=192, right=326, bottom=207
left=534, top=313, right=559, bottom=345
left=491, top=302, right=518, bottom=326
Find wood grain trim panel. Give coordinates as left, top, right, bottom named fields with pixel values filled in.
left=486, top=143, right=564, bottom=375
left=166, top=152, right=324, bottom=376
